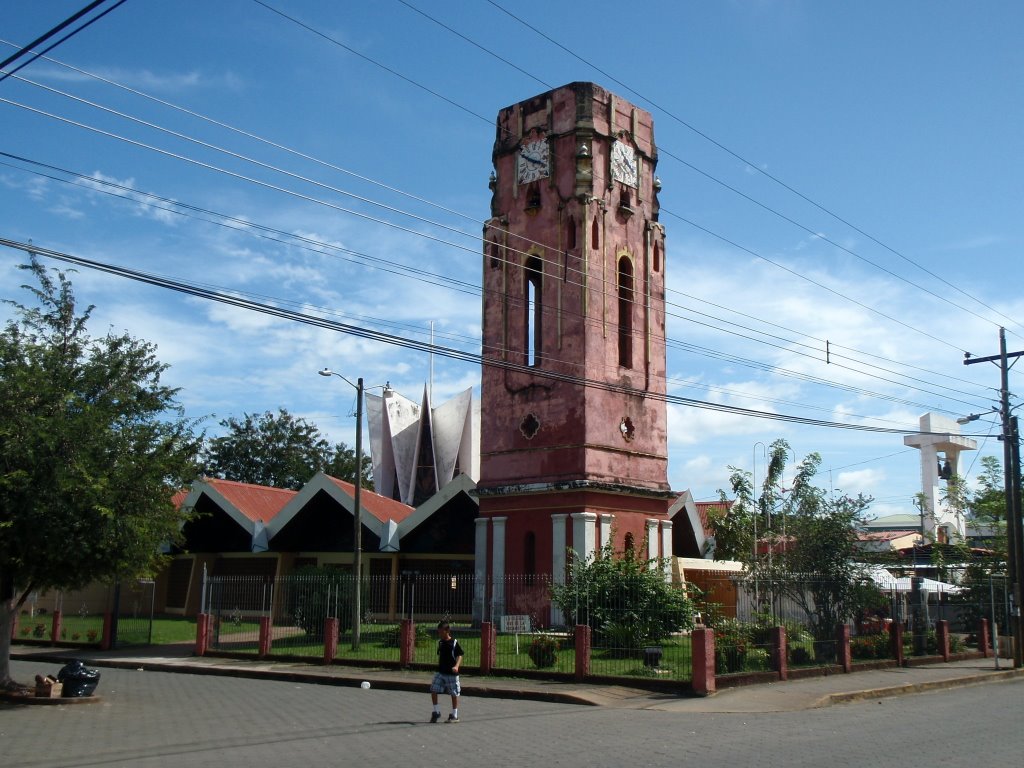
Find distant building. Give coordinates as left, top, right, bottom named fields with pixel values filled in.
left=904, top=412, right=977, bottom=541
left=364, top=386, right=479, bottom=506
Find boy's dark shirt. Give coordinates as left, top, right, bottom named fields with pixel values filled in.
left=437, top=636, right=463, bottom=674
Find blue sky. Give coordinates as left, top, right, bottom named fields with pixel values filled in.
left=2, top=1, right=1022, bottom=517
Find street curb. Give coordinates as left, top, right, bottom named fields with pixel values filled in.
left=12, top=651, right=599, bottom=707
left=816, top=668, right=1024, bottom=708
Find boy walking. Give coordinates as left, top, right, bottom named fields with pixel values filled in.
left=429, top=621, right=464, bottom=723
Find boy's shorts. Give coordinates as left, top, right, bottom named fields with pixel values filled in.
left=430, top=672, right=461, bottom=697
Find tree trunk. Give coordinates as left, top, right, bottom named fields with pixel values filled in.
left=0, top=572, right=17, bottom=689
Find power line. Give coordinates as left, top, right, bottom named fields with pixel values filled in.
left=481, top=0, right=1023, bottom=337
left=1, top=74, right=992, bottom=404
left=1, top=151, right=990, bottom=419
left=0, top=0, right=129, bottom=84
left=250, top=2, right=1017, bottom=345
left=2, top=26, right=999, bottom=389
left=1, top=235, right=961, bottom=438
left=4, top=51, right=982, bottom=397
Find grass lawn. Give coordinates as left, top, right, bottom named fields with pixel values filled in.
left=257, top=625, right=695, bottom=681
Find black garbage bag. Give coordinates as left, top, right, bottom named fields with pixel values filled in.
left=57, top=659, right=101, bottom=697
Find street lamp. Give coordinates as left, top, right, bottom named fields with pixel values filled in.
left=317, top=367, right=375, bottom=650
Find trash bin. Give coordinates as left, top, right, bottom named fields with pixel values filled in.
left=57, top=659, right=101, bottom=697
left=643, top=646, right=663, bottom=668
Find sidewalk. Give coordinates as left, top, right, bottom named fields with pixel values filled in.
left=10, top=643, right=1023, bottom=712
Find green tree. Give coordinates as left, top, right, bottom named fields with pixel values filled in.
left=0, top=258, right=200, bottom=689
left=549, top=539, right=695, bottom=654
left=714, top=440, right=881, bottom=649
left=711, top=438, right=790, bottom=562
left=201, top=408, right=372, bottom=491
left=951, top=455, right=1010, bottom=631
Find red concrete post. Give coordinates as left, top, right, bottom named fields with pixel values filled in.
left=574, top=624, right=591, bottom=682
left=936, top=620, right=951, bottom=661
left=836, top=624, right=852, bottom=673
left=890, top=621, right=904, bottom=666
left=258, top=616, right=272, bottom=657
left=50, top=610, right=63, bottom=645
left=691, top=627, right=716, bottom=696
left=195, top=613, right=210, bottom=656
left=979, top=618, right=991, bottom=658
left=323, top=617, right=339, bottom=664
left=101, top=611, right=113, bottom=650
left=480, top=621, right=495, bottom=675
left=770, top=625, right=788, bottom=680
left=399, top=619, right=415, bottom=667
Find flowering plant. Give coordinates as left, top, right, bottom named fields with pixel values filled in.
left=527, top=634, right=560, bottom=668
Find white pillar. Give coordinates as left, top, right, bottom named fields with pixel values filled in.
left=551, top=514, right=568, bottom=626
left=491, top=517, right=507, bottom=620
left=646, top=519, right=659, bottom=564
left=473, top=518, right=489, bottom=622
left=660, top=519, right=674, bottom=581
left=571, top=512, right=597, bottom=563
left=599, top=514, right=614, bottom=551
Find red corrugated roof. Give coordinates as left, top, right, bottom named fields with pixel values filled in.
left=171, top=488, right=190, bottom=510
left=325, top=475, right=415, bottom=523
left=858, top=529, right=918, bottom=542
left=695, top=500, right=730, bottom=536
left=204, top=478, right=297, bottom=523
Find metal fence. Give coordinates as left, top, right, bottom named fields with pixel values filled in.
left=201, top=571, right=697, bottom=681
left=13, top=580, right=153, bottom=648
left=694, top=570, right=1000, bottom=674
left=199, top=568, right=1004, bottom=680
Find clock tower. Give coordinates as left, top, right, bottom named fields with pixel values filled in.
left=475, top=83, right=674, bottom=623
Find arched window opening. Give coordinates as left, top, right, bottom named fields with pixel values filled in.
left=624, top=532, right=635, bottom=554
left=524, top=531, right=537, bottom=583
left=617, top=256, right=633, bottom=368
left=525, top=255, right=543, bottom=366
left=591, top=217, right=600, bottom=249
left=653, top=240, right=661, bottom=273
left=566, top=216, right=577, bottom=250
left=489, top=238, right=501, bottom=269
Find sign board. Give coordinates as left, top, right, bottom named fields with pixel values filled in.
left=500, top=614, right=531, bottom=634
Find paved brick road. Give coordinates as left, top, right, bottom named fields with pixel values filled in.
left=4, top=659, right=1022, bottom=767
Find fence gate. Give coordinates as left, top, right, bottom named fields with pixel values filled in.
left=112, top=579, right=155, bottom=647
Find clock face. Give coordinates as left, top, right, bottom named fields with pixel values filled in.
left=611, top=140, right=638, bottom=188
left=517, top=139, right=549, bottom=184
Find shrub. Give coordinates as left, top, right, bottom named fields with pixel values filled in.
left=527, top=634, right=560, bottom=668
left=382, top=623, right=433, bottom=648
left=789, top=646, right=813, bottom=665
left=86, top=629, right=98, bottom=642
left=550, top=541, right=695, bottom=651
left=745, top=647, right=771, bottom=671
left=713, top=618, right=751, bottom=673
left=851, top=633, right=889, bottom=660
left=33, top=623, right=46, bottom=638
left=288, top=567, right=367, bottom=640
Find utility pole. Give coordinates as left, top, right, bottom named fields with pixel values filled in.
left=964, top=327, right=1024, bottom=667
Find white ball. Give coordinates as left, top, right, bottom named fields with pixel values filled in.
left=360, top=681, right=371, bottom=689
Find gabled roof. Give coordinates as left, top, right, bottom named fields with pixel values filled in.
left=177, top=477, right=297, bottom=552
left=266, top=471, right=415, bottom=546
left=323, top=474, right=417, bottom=524
left=396, top=472, right=477, bottom=541
left=695, top=500, right=731, bottom=537
left=201, top=478, right=297, bottom=523
left=668, top=490, right=713, bottom=557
